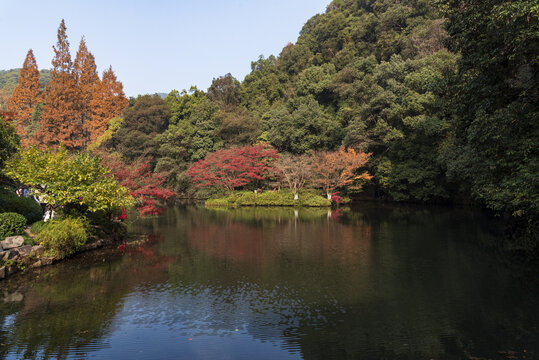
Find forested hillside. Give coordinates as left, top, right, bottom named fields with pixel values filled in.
left=108, top=0, right=537, bottom=240
left=118, top=0, right=459, bottom=203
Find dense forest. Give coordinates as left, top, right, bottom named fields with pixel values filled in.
left=1, top=0, right=537, bottom=249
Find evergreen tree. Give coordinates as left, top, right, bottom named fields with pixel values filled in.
left=0, top=115, right=19, bottom=169
left=7, top=49, right=43, bottom=147
left=89, top=66, right=128, bottom=142
left=441, top=0, right=538, bottom=242
left=74, top=37, right=99, bottom=146
left=38, top=19, right=82, bottom=150
left=114, top=94, right=169, bottom=160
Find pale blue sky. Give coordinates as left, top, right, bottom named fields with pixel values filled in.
left=0, top=0, right=330, bottom=96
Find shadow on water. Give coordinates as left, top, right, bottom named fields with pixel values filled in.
left=0, top=204, right=537, bottom=359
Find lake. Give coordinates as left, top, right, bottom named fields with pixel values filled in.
left=0, top=204, right=537, bottom=359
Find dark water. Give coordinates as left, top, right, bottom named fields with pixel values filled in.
left=0, top=205, right=537, bottom=360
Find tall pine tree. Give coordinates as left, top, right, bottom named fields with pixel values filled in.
left=38, top=19, right=83, bottom=150
left=88, top=66, right=128, bottom=142
left=7, top=49, right=43, bottom=147
left=74, top=36, right=98, bottom=146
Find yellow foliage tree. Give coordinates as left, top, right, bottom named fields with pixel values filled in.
left=313, top=147, right=372, bottom=199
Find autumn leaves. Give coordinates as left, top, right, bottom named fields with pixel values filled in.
left=188, top=144, right=372, bottom=198
left=7, top=20, right=128, bottom=150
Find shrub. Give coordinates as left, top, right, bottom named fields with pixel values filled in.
left=205, top=198, right=232, bottom=207
left=0, top=212, right=27, bottom=239
left=23, top=234, right=36, bottom=246
left=0, top=190, right=42, bottom=223
left=205, top=190, right=331, bottom=207
left=298, top=194, right=332, bottom=207
left=253, top=191, right=295, bottom=206
left=35, top=217, right=88, bottom=258
left=30, top=220, right=48, bottom=235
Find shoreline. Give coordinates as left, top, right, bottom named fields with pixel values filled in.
left=0, top=233, right=147, bottom=281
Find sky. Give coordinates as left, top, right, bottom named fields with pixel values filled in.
left=0, top=0, right=330, bottom=96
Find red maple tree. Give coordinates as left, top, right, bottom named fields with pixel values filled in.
left=102, top=155, right=176, bottom=216
left=187, top=143, right=279, bottom=190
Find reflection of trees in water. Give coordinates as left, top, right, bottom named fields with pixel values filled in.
left=187, top=207, right=373, bottom=267
left=164, top=206, right=537, bottom=359
left=0, top=233, right=173, bottom=360
left=0, top=206, right=536, bottom=360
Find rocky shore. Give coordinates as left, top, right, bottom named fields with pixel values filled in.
left=0, top=235, right=117, bottom=281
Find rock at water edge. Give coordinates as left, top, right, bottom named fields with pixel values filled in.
left=31, top=245, right=45, bottom=257
left=1, top=236, right=24, bottom=250
left=15, top=245, right=32, bottom=257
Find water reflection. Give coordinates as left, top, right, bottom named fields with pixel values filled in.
left=0, top=205, right=537, bottom=359
left=186, top=207, right=373, bottom=267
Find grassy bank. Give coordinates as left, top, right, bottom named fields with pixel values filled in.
left=205, top=190, right=331, bottom=207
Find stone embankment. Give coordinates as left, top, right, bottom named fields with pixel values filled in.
left=0, top=235, right=115, bottom=281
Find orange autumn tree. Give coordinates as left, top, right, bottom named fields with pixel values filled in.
left=88, top=66, right=128, bottom=142
left=74, top=36, right=99, bottom=146
left=37, top=19, right=83, bottom=150
left=7, top=49, right=43, bottom=147
left=313, top=147, right=373, bottom=200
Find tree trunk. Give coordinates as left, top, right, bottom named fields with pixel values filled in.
left=294, top=193, right=299, bottom=200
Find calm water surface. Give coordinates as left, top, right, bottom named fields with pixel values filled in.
left=0, top=205, right=537, bottom=359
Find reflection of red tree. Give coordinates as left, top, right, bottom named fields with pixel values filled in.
left=188, top=223, right=278, bottom=265
left=331, top=208, right=342, bottom=220
left=187, top=217, right=373, bottom=267
left=120, top=233, right=174, bottom=281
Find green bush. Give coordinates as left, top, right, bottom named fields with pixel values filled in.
left=30, top=220, right=48, bottom=235
left=298, top=194, right=332, bottom=207
left=35, top=217, right=88, bottom=259
left=205, top=198, right=233, bottom=207
left=253, top=191, right=295, bottom=206
left=0, top=212, right=27, bottom=239
left=23, top=234, right=36, bottom=246
left=0, top=190, right=42, bottom=223
left=205, top=190, right=331, bottom=207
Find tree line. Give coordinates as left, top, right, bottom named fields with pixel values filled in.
left=6, top=19, right=128, bottom=149
left=187, top=144, right=371, bottom=201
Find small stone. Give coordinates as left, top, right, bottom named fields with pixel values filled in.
left=3, top=292, right=23, bottom=302
left=1, top=236, right=24, bottom=250
left=31, top=260, right=42, bottom=268
left=85, top=242, right=98, bottom=250
left=15, top=245, right=32, bottom=257
left=41, top=257, right=54, bottom=266
left=0, top=266, right=5, bottom=279
left=31, top=245, right=45, bottom=257
left=5, top=250, right=18, bottom=260
left=7, top=266, right=18, bottom=276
